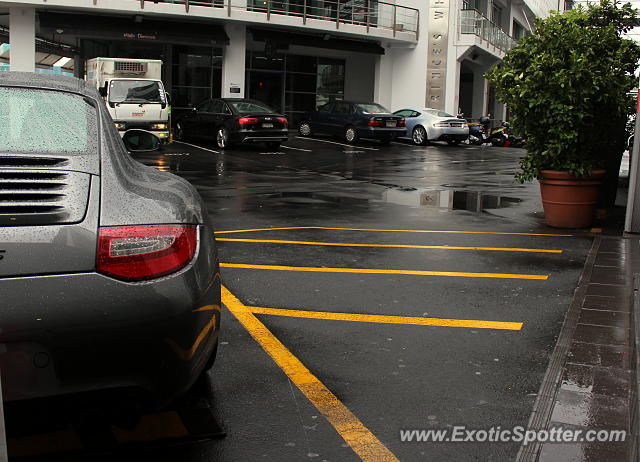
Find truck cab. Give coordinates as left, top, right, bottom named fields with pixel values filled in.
left=87, top=58, right=170, bottom=142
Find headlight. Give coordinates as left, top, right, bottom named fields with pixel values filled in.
left=114, top=122, right=126, bottom=130
left=151, top=123, right=168, bottom=130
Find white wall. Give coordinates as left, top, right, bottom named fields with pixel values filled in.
left=377, top=0, right=429, bottom=111
left=222, top=24, right=246, bottom=98
left=9, top=6, right=34, bottom=72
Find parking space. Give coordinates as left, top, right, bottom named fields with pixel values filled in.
left=5, top=135, right=593, bottom=461
left=212, top=222, right=590, bottom=461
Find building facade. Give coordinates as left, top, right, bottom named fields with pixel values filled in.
left=0, top=0, right=559, bottom=122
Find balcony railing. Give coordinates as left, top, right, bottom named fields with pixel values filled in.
left=139, top=0, right=419, bottom=39
left=459, top=8, right=516, bottom=52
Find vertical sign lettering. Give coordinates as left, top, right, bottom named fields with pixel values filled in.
left=427, top=0, right=449, bottom=110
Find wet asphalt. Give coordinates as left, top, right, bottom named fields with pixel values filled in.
left=16, top=135, right=596, bottom=461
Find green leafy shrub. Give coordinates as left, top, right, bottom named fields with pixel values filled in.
left=486, top=0, right=640, bottom=182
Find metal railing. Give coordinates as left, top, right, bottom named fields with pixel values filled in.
left=459, top=8, right=516, bottom=52
left=139, top=0, right=419, bottom=39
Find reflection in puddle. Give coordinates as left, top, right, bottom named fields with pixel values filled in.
left=384, top=189, right=521, bottom=213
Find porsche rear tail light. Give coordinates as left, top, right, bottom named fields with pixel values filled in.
left=97, top=225, right=198, bottom=281
left=238, top=117, right=259, bottom=125
left=368, top=119, right=383, bottom=127
left=277, top=117, right=288, bottom=125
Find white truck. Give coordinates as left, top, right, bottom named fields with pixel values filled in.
left=86, top=57, right=170, bottom=142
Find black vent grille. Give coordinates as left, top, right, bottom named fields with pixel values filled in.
left=0, top=168, right=90, bottom=226
left=0, top=156, right=69, bottom=168
left=114, top=61, right=146, bottom=74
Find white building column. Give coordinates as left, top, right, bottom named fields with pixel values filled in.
left=374, top=47, right=393, bottom=109
left=222, top=24, right=246, bottom=98
left=472, top=68, right=488, bottom=118
left=445, top=59, right=461, bottom=115
left=9, top=7, right=36, bottom=72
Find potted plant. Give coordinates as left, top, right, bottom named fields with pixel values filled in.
left=486, top=0, right=640, bottom=228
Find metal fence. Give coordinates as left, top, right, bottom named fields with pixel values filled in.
left=138, top=0, right=419, bottom=39
left=459, top=8, right=516, bottom=52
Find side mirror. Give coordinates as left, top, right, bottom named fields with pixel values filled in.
left=122, top=129, right=161, bottom=153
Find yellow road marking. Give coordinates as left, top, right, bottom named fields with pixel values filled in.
left=250, top=306, right=523, bottom=331
left=222, top=286, right=399, bottom=462
left=217, top=237, right=562, bottom=254
left=215, top=226, right=573, bottom=237
left=220, top=263, right=549, bottom=280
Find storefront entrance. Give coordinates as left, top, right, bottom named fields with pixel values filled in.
left=246, top=50, right=344, bottom=125
left=247, top=70, right=284, bottom=113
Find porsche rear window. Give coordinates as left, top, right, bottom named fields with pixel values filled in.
left=0, top=87, right=98, bottom=155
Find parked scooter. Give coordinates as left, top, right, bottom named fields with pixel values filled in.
left=491, top=122, right=526, bottom=148
left=467, top=116, right=491, bottom=145
left=467, top=117, right=525, bottom=147
left=468, top=122, right=485, bottom=145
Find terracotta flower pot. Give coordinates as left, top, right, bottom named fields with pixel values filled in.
left=538, top=169, right=606, bottom=228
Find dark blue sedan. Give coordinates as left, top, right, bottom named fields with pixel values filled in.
left=298, top=101, right=407, bottom=144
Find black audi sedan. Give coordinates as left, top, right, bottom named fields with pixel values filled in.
left=298, top=101, right=406, bottom=144
left=174, top=98, right=289, bottom=150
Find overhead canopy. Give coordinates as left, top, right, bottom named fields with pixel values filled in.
left=0, top=25, right=78, bottom=56
left=39, top=12, right=229, bottom=46
left=0, top=43, right=75, bottom=72
left=249, top=28, right=385, bottom=55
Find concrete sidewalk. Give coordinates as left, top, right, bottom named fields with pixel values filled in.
left=518, top=213, right=640, bottom=459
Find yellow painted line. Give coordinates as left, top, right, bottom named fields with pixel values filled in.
left=222, top=286, right=399, bottom=462
left=217, top=237, right=562, bottom=254
left=250, top=306, right=523, bottom=331
left=215, top=226, right=573, bottom=237
left=220, top=263, right=549, bottom=280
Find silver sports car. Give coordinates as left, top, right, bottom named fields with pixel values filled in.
left=0, top=73, right=220, bottom=409
left=393, top=107, right=469, bottom=146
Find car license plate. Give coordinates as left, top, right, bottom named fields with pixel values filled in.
left=386, top=121, right=397, bottom=128
left=262, top=123, right=274, bottom=128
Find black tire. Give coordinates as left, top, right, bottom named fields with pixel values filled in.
left=266, top=141, right=281, bottom=150
left=216, top=126, right=232, bottom=149
left=298, top=121, right=312, bottom=137
left=491, top=136, right=506, bottom=147
left=412, top=125, right=428, bottom=146
left=344, top=126, right=359, bottom=144
left=174, top=122, right=185, bottom=141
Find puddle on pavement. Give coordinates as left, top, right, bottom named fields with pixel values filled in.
left=384, top=189, right=522, bottom=213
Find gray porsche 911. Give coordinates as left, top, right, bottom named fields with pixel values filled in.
left=0, top=72, right=220, bottom=409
